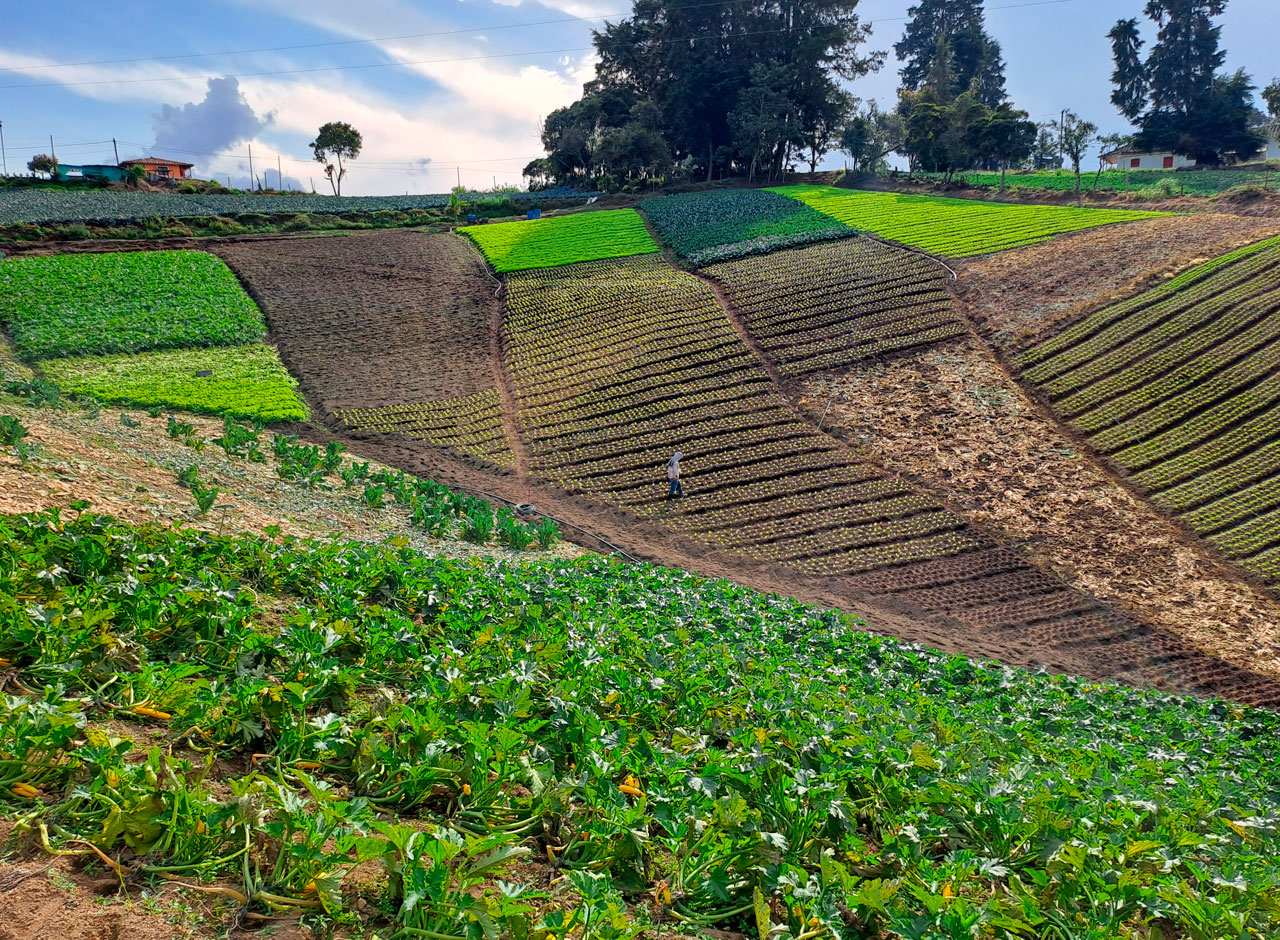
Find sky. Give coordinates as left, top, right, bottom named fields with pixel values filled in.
left=0, top=0, right=1275, bottom=195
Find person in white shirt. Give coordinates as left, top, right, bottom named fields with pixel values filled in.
left=666, top=452, right=683, bottom=499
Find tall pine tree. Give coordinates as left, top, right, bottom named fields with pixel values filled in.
left=895, top=0, right=1007, bottom=107
left=1107, top=0, right=1261, bottom=163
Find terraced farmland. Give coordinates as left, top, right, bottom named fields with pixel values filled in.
left=1014, top=235, right=1280, bottom=589
left=460, top=208, right=658, bottom=272
left=217, top=231, right=515, bottom=467
left=638, top=188, right=853, bottom=265
left=705, top=237, right=965, bottom=377
left=770, top=185, right=1163, bottom=256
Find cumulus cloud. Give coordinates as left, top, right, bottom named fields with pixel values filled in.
left=151, top=77, right=273, bottom=155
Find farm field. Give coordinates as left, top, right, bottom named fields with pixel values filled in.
left=0, top=249, right=305, bottom=422
left=0, top=185, right=597, bottom=226
left=932, top=166, right=1280, bottom=194
left=704, top=237, right=965, bottom=377
left=498, top=251, right=1277, bottom=703
left=638, top=188, right=853, bottom=265
left=217, top=231, right=515, bottom=467
left=770, top=185, right=1164, bottom=256
left=3, top=508, right=1279, bottom=939
left=460, top=208, right=659, bottom=272
left=1014, top=235, right=1280, bottom=589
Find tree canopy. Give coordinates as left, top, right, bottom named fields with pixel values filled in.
left=894, top=0, right=1007, bottom=108
left=527, top=0, right=882, bottom=188
left=1108, top=1, right=1263, bottom=164
left=310, top=121, right=362, bottom=196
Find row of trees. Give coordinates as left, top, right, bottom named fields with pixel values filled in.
left=529, top=0, right=1277, bottom=191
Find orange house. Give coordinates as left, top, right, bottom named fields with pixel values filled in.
left=120, top=156, right=195, bottom=180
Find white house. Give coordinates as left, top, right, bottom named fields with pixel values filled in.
left=1101, top=146, right=1196, bottom=170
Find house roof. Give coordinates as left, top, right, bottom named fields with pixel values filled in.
left=120, top=156, right=195, bottom=168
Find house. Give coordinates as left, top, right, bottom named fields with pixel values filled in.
left=1101, top=146, right=1196, bottom=171
left=54, top=164, right=129, bottom=182
left=119, top=156, right=195, bottom=180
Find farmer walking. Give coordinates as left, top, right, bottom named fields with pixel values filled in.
left=667, top=452, right=683, bottom=499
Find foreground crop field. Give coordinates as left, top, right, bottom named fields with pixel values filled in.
left=639, top=188, right=853, bottom=265
left=1014, top=235, right=1280, bottom=588
left=770, top=185, right=1163, bottom=256
left=705, top=238, right=965, bottom=377
left=461, top=208, right=659, bottom=272
left=3, top=509, right=1279, bottom=939
left=217, top=232, right=515, bottom=467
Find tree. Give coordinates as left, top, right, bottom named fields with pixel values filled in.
left=310, top=122, right=362, bottom=196
left=531, top=0, right=883, bottom=187
left=27, top=154, right=56, bottom=178
left=1027, top=124, right=1061, bottom=170
left=1053, top=111, right=1097, bottom=194
left=1095, top=131, right=1134, bottom=185
left=1107, top=1, right=1262, bottom=164
left=1263, top=78, right=1280, bottom=118
left=840, top=101, right=904, bottom=172
left=971, top=102, right=1036, bottom=186
left=895, top=0, right=1007, bottom=107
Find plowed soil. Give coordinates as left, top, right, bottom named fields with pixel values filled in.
left=214, top=232, right=499, bottom=412
left=955, top=213, right=1280, bottom=350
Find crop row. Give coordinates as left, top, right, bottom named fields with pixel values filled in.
left=637, top=189, right=855, bottom=265
left=335, top=390, right=514, bottom=468
left=0, top=250, right=264, bottom=361
left=705, top=238, right=964, bottom=376
left=1012, top=235, right=1280, bottom=373
left=1064, top=289, right=1280, bottom=426
left=1028, top=255, right=1280, bottom=396
left=939, top=167, right=1280, bottom=195
left=768, top=186, right=1161, bottom=257
left=461, top=209, right=658, bottom=273
left=0, top=186, right=598, bottom=226
left=1018, top=239, right=1280, bottom=585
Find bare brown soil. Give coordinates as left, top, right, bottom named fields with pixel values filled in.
left=215, top=231, right=500, bottom=411
left=954, top=212, right=1280, bottom=350
left=799, top=335, right=1280, bottom=686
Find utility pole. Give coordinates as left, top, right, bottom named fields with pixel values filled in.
left=456, top=166, right=461, bottom=188
left=112, top=138, right=120, bottom=165
left=277, top=154, right=282, bottom=191
left=0, top=121, right=7, bottom=177
left=248, top=144, right=255, bottom=191
left=1059, top=108, right=1066, bottom=168
left=50, top=134, right=56, bottom=163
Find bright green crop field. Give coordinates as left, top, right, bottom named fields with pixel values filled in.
left=1, top=508, right=1278, bottom=938
left=769, top=186, right=1165, bottom=257
left=41, top=343, right=308, bottom=422
left=460, top=209, right=659, bottom=272
left=639, top=189, right=854, bottom=265
left=0, top=250, right=265, bottom=360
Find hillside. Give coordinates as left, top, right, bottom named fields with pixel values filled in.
left=5, top=184, right=1280, bottom=939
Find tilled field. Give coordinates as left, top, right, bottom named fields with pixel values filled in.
left=216, top=231, right=515, bottom=467
left=498, top=252, right=1280, bottom=705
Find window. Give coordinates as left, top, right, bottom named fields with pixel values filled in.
left=1163, top=156, right=1174, bottom=169
left=1131, top=158, right=1141, bottom=168
left=156, top=165, right=170, bottom=178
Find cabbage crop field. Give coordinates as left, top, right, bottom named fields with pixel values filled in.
left=461, top=208, right=659, bottom=272
left=933, top=167, right=1278, bottom=194
left=638, top=188, right=854, bottom=265
left=0, top=249, right=305, bottom=422
left=1014, top=235, right=1280, bottom=588
left=0, top=250, right=264, bottom=359
left=770, top=185, right=1164, bottom=256
left=337, top=390, right=515, bottom=467
left=0, top=186, right=597, bottom=226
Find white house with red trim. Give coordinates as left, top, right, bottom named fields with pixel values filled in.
left=1101, top=146, right=1196, bottom=170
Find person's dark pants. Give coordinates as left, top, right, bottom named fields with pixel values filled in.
left=668, top=479, right=683, bottom=498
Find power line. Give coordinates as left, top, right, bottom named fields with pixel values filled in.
left=0, top=0, right=1080, bottom=91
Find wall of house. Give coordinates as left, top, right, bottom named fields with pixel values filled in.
left=1113, top=152, right=1197, bottom=171
left=55, top=165, right=127, bottom=182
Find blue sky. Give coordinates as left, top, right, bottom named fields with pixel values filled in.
left=0, top=0, right=1274, bottom=194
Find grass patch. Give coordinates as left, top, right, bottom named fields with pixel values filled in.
left=41, top=343, right=307, bottom=422
left=639, top=189, right=855, bottom=265
left=0, top=250, right=264, bottom=360
left=459, top=209, right=659, bottom=272
left=770, top=186, right=1165, bottom=257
